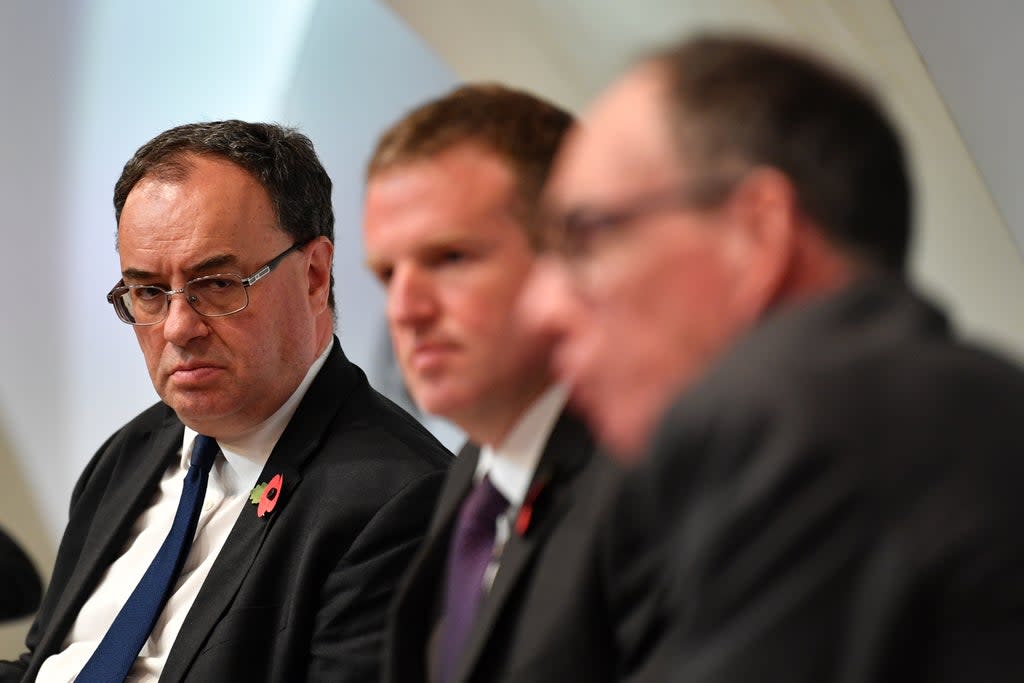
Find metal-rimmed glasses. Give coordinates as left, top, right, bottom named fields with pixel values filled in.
left=542, top=174, right=740, bottom=263
left=107, top=240, right=309, bottom=326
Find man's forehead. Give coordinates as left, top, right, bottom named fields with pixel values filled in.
left=548, top=66, right=679, bottom=205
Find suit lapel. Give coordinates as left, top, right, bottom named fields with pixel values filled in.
left=161, top=463, right=302, bottom=680
left=38, top=411, right=183, bottom=660
left=389, top=444, right=477, bottom=683
left=394, top=442, right=477, bottom=630
left=452, top=412, right=594, bottom=683
left=428, top=443, right=479, bottom=542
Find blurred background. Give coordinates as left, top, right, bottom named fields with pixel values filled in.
left=1, top=0, right=1021, bottom=656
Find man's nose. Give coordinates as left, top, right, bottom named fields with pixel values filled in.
left=387, top=264, right=438, bottom=327
left=516, top=255, right=580, bottom=346
left=161, top=291, right=209, bottom=346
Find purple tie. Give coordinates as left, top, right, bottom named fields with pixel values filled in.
left=438, top=475, right=508, bottom=683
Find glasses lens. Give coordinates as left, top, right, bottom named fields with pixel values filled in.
left=557, top=208, right=614, bottom=261
left=126, top=286, right=169, bottom=325
left=184, top=275, right=248, bottom=317
left=108, top=287, right=138, bottom=324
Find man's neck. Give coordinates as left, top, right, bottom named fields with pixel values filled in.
left=462, top=380, right=553, bottom=448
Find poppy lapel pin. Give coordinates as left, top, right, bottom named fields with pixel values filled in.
left=249, top=473, right=284, bottom=518
left=514, top=475, right=550, bottom=537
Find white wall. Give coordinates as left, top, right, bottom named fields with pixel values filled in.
left=894, top=0, right=1024, bottom=251
left=0, top=0, right=81, bottom=653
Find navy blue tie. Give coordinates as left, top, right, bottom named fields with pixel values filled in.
left=438, top=475, right=508, bottom=683
left=77, top=434, right=218, bottom=682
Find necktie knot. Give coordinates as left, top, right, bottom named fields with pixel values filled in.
left=455, top=476, right=508, bottom=537
left=190, top=434, right=218, bottom=473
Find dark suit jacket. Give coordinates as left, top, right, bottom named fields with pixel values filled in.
left=385, top=411, right=634, bottom=683
left=626, top=276, right=1024, bottom=682
left=0, top=339, right=452, bottom=682
left=0, top=527, right=42, bottom=621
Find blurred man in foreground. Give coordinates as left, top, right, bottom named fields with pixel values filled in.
left=1, top=120, right=450, bottom=682
left=364, top=84, right=629, bottom=683
left=526, top=34, right=1024, bottom=682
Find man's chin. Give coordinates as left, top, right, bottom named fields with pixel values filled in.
left=410, top=385, right=476, bottom=423
left=597, top=424, right=649, bottom=466
left=584, top=402, right=654, bottom=467
left=164, top=395, right=233, bottom=431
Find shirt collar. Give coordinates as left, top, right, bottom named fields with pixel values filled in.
left=180, top=340, right=333, bottom=495
left=474, top=384, right=568, bottom=508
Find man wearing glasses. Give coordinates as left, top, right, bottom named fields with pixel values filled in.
left=522, top=34, right=1024, bottom=681
left=0, top=120, right=451, bottom=682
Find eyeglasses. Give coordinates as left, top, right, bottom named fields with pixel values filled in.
left=107, top=240, right=308, bottom=326
left=543, top=175, right=738, bottom=262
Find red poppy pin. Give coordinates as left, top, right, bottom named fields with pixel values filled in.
left=514, top=475, right=550, bottom=536
left=249, top=473, right=284, bottom=518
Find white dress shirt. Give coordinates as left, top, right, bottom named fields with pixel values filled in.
left=38, top=343, right=331, bottom=683
left=473, top=384, right=567, bottom=591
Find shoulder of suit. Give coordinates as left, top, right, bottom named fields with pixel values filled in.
left=318, top=383, right=453, bottom=472
left=97, top=401, right=179, bottom=451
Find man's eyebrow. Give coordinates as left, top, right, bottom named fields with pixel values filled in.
left=121, top=267, right=159, bottom=282
left=189, top=253, right=240, bottom=273
left=121, top=253, right=241, bottom=282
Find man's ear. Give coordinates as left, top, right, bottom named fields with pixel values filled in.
left=306, top=236, right=334, bottom=313
left=721, top=167, right=799, bottom=322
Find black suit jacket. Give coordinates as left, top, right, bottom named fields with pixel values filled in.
left=626, top=276, right=1024, bottom=682
left=385, top=411, right=634, bottom=683
left=0, top=339, right=452, bottom=682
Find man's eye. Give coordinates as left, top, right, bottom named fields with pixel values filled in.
left=192, top=278, right=236, bottom=293
left=438, top=250, right=467, bottom=265
left=134, top=286, right=165, bottom=301
left=373, top=267, right=393, bottom=285
left=560, top=208, right=622, bottom=257
left=562, top=213, right=598, bottom=255
left=566, top=209, right=614, bottom=236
